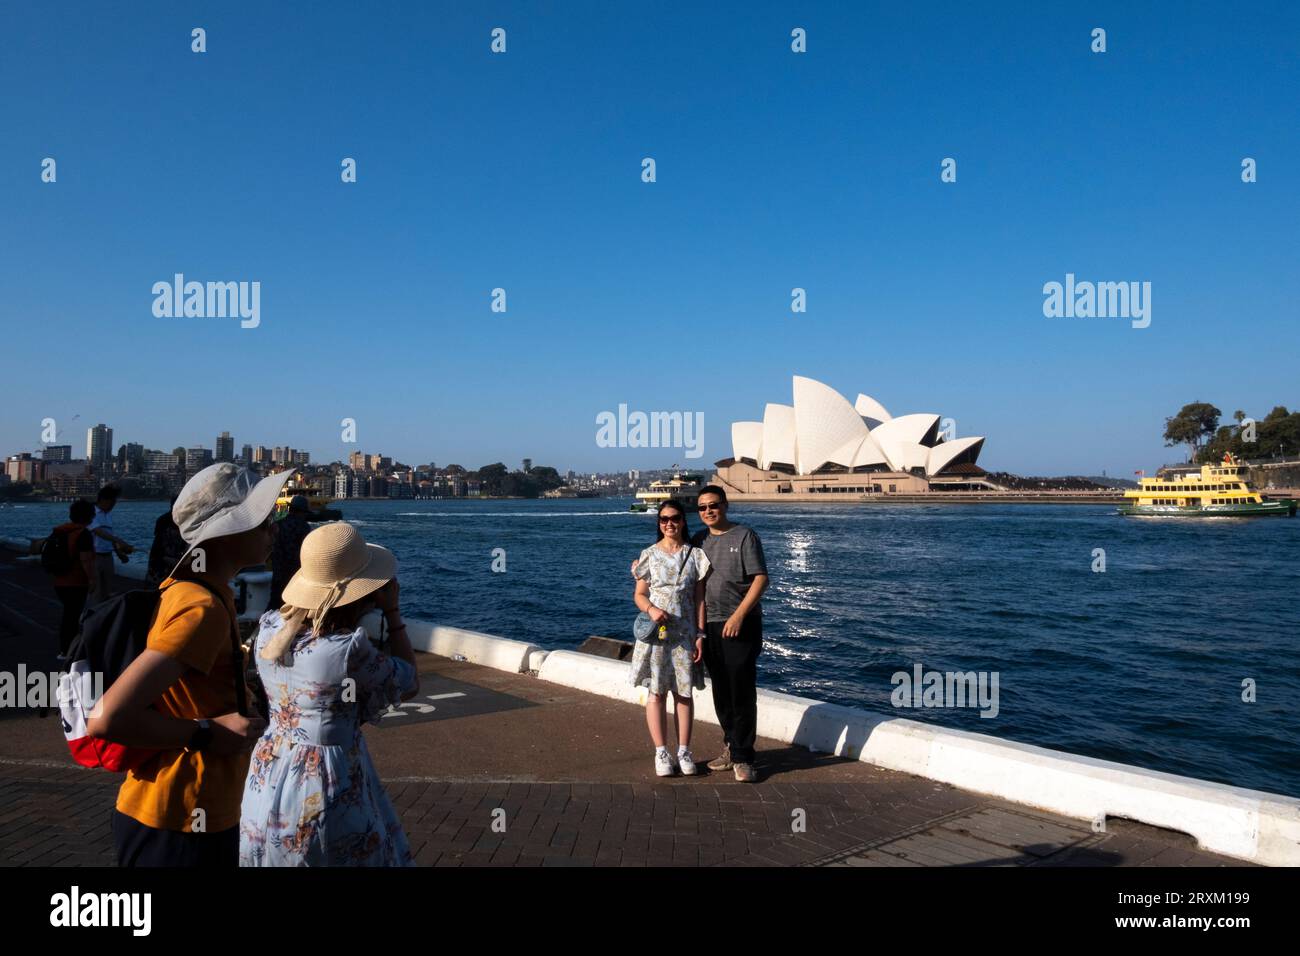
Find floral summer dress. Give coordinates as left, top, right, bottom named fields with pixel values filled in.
left=630, top=543, right=711, bottom=697
left=239, top=610, right=418, bottom=867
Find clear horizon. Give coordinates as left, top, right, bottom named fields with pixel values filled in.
left=2, top=3, right=1296, bottom=477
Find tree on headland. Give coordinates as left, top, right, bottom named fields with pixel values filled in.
left=471, top=462, right=565, bottom=498
left=475, top=463, right=509, bottom=496
left=1163, top=403, right=1220, bottom=461
left=1201, top=405, right=1300, bottom=462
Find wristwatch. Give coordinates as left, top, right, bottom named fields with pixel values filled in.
left=186, top=719, right=213, bottom=754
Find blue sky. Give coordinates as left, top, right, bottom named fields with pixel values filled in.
left=2, top=2, right=1296, bottom=476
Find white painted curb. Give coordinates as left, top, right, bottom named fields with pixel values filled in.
left=534, top=650, right=1300, bottom=866
left=856, top=718, right=1300, bottom=868
left=405, top=621, right=541, bottom=675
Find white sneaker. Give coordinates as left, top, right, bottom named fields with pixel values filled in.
left=677, top=748, right=698, bottom=776
left=654, top=749, right=677, bottom=777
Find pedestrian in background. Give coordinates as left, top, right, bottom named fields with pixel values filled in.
left=88, top=485, right=134, bottom=606
left=147, top=496, right=187, bottom=584
left=268, top=494, right=312, bottom=609
left=46, top=499, right=97, bottom=659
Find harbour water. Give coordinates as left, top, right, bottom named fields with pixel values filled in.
left=4, top=498, right=1297, bottom=798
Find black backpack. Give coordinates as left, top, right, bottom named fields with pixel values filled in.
left=61, top=580, right=250, bottom=770
left=40, top=528, right=76, bottom=576
left=73, top=578, right=249, bottom=713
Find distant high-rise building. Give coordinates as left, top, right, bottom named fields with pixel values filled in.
left=118, top=442, right=145, bottom=474
left=273, top=446, right=288, bottom=465
left=144, top=451, right=180, bottom=474
left=5, top=454, right=40, bottom=484
left=240, top=443, right=253, bottom=464
left=628, top=469, right=639, bottom=480
left=186, top=447, right=214, bottom=471
left=254, top=446, right=271, bottom=465
left=334, top=470, right=353, bottom=499
left=86, top=424, right=113, bottom=470
left=292, top=450, right=310, bottom=467
left=349, top=450, right=367, bottom=472
left=42, top=445, right=73, bottom=462
left=216, top=432, right=235, bottom=462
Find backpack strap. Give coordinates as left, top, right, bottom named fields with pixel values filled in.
left=164, top=578, right=250, bottom=718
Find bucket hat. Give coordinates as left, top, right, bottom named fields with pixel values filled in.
left=167, top=464, right=296, bottom=575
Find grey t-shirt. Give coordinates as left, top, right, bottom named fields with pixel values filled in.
left=697, top=524, right=767, bottom=623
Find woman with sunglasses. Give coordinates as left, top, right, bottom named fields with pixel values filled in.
left=631, top=499, right=711, bottom=776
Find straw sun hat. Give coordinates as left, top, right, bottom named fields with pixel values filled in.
left=261, top=522, right=397, bottom=661
left=281, top=521, right=397, bottom=621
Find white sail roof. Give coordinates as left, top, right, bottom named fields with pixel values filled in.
left=869, top=415, right=940, bottom=471
left=854, top=394, right=892, bottom=429
left=792, top=376, right=873, bottom=473
left=729, top=377, right=985, bottom=477
left=850, top=433, right=890, bottom=468
left=730, top=421, right=764, bottom=463
left=927, top=436, right=985, bottom=476
left=874, top=413, right=940, bottom=446
left=760, top=403, right=797, bottom=469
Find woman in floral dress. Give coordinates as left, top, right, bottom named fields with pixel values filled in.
left=239, top=522, right=419, bottom=866
left=631, top=498, right=711, bottom=777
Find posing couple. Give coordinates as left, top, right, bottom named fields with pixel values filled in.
left=631, top=486, right=768, bottom=782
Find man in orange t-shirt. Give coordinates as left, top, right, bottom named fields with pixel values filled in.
left=50, top=498, right=97, bottom=658
left=89, top=463, right=296, bottom=867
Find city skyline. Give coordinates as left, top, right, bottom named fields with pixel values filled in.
left=8, top=393, right=1294, bottom=480
left=5, top=416, right=681, bottom=478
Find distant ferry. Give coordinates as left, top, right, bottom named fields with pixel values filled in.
left=1120, top=454, right=1296, bottom=517
left=275, top=475, right=343, bottom=522
left=630, top=472, right=704, bottom=513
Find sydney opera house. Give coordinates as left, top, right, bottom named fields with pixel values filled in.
left=712, top=376, right=990, bottom=498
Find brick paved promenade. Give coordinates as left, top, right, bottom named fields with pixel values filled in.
left=0, top=551, right=1250, bottom=867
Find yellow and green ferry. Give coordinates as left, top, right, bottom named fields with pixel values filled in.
left=275, top=474, right=343, bottom=522
left=1120, top=454, right=1296, bottom=517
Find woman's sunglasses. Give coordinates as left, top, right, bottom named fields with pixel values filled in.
left=658, top=514, right=683, bottom=524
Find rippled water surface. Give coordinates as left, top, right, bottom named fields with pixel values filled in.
left=5, top=497, right=1297, bottom=796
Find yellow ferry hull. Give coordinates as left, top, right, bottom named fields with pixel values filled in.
left=1118, top=500, right=1296, bottom=517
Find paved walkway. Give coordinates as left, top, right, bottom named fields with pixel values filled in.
left=0, top=550, right=1251, bottom=867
